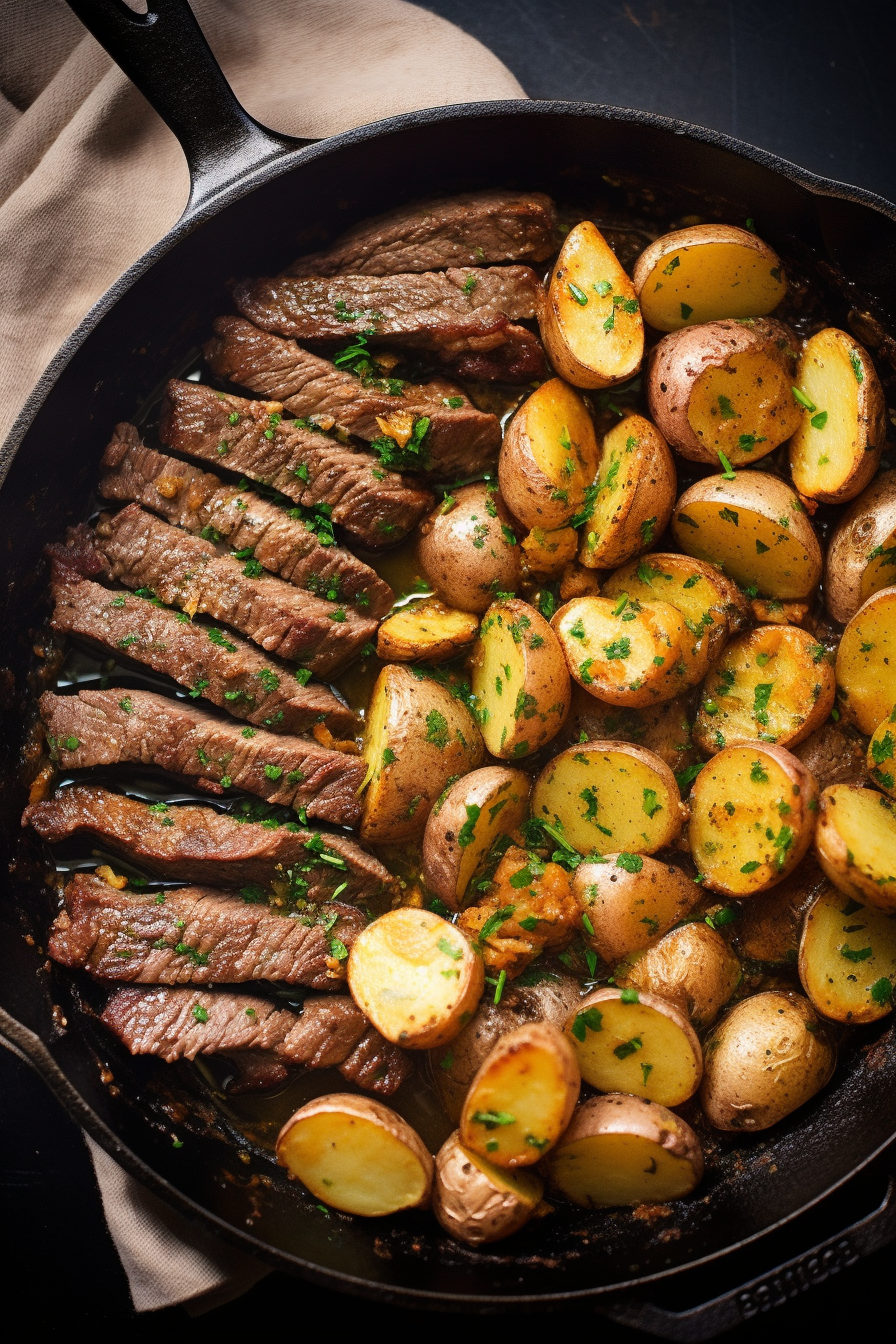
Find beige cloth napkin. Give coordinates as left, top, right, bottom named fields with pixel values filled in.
left=1, top=0, right=524, bottom=1311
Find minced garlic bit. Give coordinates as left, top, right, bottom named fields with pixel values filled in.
left=95, top=864, right=128, bottom=890
left=375, top=410, right=415, bottom=448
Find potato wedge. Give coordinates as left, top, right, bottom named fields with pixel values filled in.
left=799, top=885, right=896, bottom=1024
left=573, top=855, right=701, bottom=963
left=422, top=766, right=532, bottom=909
left=633, top=224, right=787, bottom=331
left=700, top=992, right=836, bottom=1132
left=276, top=1094, right=433, bottom=1216
left=433, top=1131, right=544, bottom=1246
left=531, top=742, right=687, bottom=855
left=558, top=684, right=699, bottom=777
left=824, top=471, right=896, bottom=623
left=689, top=742, right=819, bottom=895
left=541, top=221, right=644, bottom=389
left=672, top=471, right=822, bottom=601
left=548, top=1094, right=704, bottom=1207
left=361, top=664, right=484, bottom=843
left=647, top=318, right=800, bottom=465
left=565, top=986, right=703, bottom=1106
left=552, top=595, right=695, bottom=706
left=868, top=711, right=896, bottom=797
left=521, top=525, right=579, bottom=577
left=615, top=920, right=741, bottom=1031
left=835, top=587, right=896, bottom=734
left=814, top=784, right=896, bottom=912
left=376, top=599, right=479, bottom=664
left=789, top=329, right=885, bottom=504
left=499, top=378, right=600, bottom=530
left=732, top=853, right=829, bottom=967
left=578, top=415, right=676, bottom=570
left=347, top=907, right=484, bottom=1048
left=694, top=625, right=836, bottom=755
left=417, top=482, right=520, bottom=614
left=470, top=598, right=570, bottom=759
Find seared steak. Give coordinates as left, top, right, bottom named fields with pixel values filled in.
left=278, top=998, right=412, bottom=1094
left=101, top=425, right=393, bottom=617
left=39, top=689, right=365, bottom=825
left=337, top=1027, right=413, bottom=1093
left=159, top=380, right=432, bottom=547
left=50, top=566, right=356, bottom=737
left=48, top=872, right=363, bottom=987
left=286, top=190, right=558, bottom=276
left=24, top=786, right=391, bottom=899
left=90, top=505, right=376, bottom=677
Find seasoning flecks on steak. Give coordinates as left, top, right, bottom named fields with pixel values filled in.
left=49, top=565, right=357, bottom=737
left=24, top=785, right=392, bottom=899
left=101, top=425, right=394, bottom=617
left=39, top=689, right=365, bottom=826
left=159, top=380, right=432, bottom=548
left=203, top=318, right=501, bottom=478
left=285, top=190, right=559, bottom=277
left=90, top=505, right=376, bottom=677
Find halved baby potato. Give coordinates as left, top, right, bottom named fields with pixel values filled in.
left=558, top=684, right=699, bottom=777
left=868, top=712, right=896, bottom=797
left=433, top=1130, right=544, bottom=1246
left=376, top=599, right=479, bottom=664
left=459, top=1021, right=580, bottom=1167
left=416, top=482, right=520, bottom=614
left=633, top=224, right=787, bottom=331
left=552, top=595, right=694, bottom=706
left=347, top=908, right=484, bottom=1048
left=531, top=741, right=687, bottom=855
left=573, top=854, right=701, bottom=964
left=689, top=742, right=820, bottom=895
left=578, top=415, right=676, bottom=570
left=422, top=766, right=532, bottom=909
left=824, top=471, right=896, bottom=623
left=647, top=318, right=800, bottom=465
left=799, top=885, right=896, bottom=1024
left=615, top=920, right=741, bottom=1031
left=521, top=525, right=579, bottom=577
left=276, top=1094, right=433, bottom=1216
left=470, top=598, right=571, bottom=759
left=788, top=329, right=885, bottom=505
left=541, top=221, right=645, bottom=389
left=499, top=377, right=600, bottom=530
left=564, top=986, right=703, bottom=1106
left=672, top=471, right=823, bottom=601
left=835, top=587, right=896, bottom=734
left=694, top=625, right=836, bottom=755
left=732, top=853, right=828, bottom=967
left=547, top=1093, right=704, bottom=1207
left=814, top=784, right=896, bottom=912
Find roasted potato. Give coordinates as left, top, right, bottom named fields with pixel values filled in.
left=573, top=854, right=701, bottom=964
left=376, top=599, right=478, bottom=664
left=433, top=1131, right=544, bottom=1246
left=835, top=586, right=896, bottom=734
left=276, top=1094, right=433, bottom=1216
left=732, top=853, right=828, bottom=967
left=422, top=766, right=531, bottom=909
left=868, top=712, right=896, bottom=797
left=672, top=471, right=823, bottom=601
left=751, top=598, right=810, bottom=626
left=499, top=378, right=600, bottom=530
left=541, top=221, right=644, bottom=389
left=615, top=920, right=741, bottom=1030
left=565, top=986, right=703, bottom=1106
left=558, top=561, right=603, bottom=600
left=647, top=318, right=800, bottom=466
left=799, top=884, right=896, bottom=1024
left=459, top=1021, right=580, bottom=1167
left=700, top=991, right=836, bottom=1132
left=694, top=625, right=836, bottom=755
left=547, top=1093, right=704, bottom=1206
left=789, top=329, right=885, bottom=504
left=793, top=719, right=869, bottom=791
left=361, top=664, right=484, bottom=843
left=347, top=908, right=484, bottom=1048
left=417, top=482, right=520, bottom=614
left=814, top=784, right=896, bottom=912
left=557, top=684, right=699, bottom=777
left=824, top=471, right=896, bottom=624
left=532, top=742, right=687, bottom=855
left=470, top=598, right=570, bottom=759
left=553, top=595, right=696, bottom=706
left=633, top=224, right=787, bottom=331
left=578, top=415, right=676, bottom=570
left=521, top=525, right=579, bottom=577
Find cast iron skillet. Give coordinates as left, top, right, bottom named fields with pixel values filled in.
left=4, top=0, right=896, bottom=1322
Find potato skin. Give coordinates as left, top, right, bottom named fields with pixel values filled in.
left=793, top=720, right=869, bottom=791
left=433, top=1131, right=543, bottom=1246
left=499, top=377, right=599, bottom=531
left=616, top=921, right=741, bottom=1031
left=376, top=599, right=479, bottom=664
left=574, top=855, right=701, bottom=964
left=732, top=853, right=829, bottom=967
left=556, top=684, right=700, bottom=777
left=824, top=471, right=896, bottom=624
left=417, top=482, right=520, bottom=614
left=633, top=225, right=786, bottom=331
left=422, top=765, right=531, bottom=908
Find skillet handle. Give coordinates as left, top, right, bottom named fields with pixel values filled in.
left=64, top=0, right=308, bottom=216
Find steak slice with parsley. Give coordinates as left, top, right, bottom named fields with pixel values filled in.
left=101, top=424, right=393, bottom=617
left=24, top=786, right=391, bottom=899
left=39, top=688, right=365, bottom=825
left=159, top=379, right=432, bottom=547
left=49, top=564, right=356, bottom=737
left=90, top=504, right=376, bottom=677
left=49, top=872, right=363, bottom=987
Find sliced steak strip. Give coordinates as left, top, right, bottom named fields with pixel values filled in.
left=24, top=786, right=391, bottom=899
left=40, top=689, right=365, bottom=825
left=49, top=565, right=356, bottom=737
left=101, top=425, right=393, bottom=617
left=49, top=872, right=362, bottom=987
left=337, top=1027, right=414, bottom=1094
left=159, top=380, right=431, bottom=547
left=286, top=190, right=558, bottom=277
left=278, top=999, right=412, bottom=1094
left=203, top=318, right=501, bottom=478
left=90, top=504, right=375, bottom=677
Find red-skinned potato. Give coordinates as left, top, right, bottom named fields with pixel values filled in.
left=422, top=766, right=531, bottom=909
left=824, top=471, right=896, bottom=624
left=417, top=482, right=520, bottom=614
left=433, top=1131, right=544, bottom=1246
left=499, top=377, right=600, bottom=531
left=633, top=224, right=787, bottom=331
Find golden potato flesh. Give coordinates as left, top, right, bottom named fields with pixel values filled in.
left=376, top=599, right=479, bottom=664
left=578, top=415, right=676, bottom=570
left=824, top=471, right=896, bottom=624
left=499, top=377, right=600, bottom=531
left=422, top=766, right=531, bottom=908
left=521, top=525, right=579, bottom=577
left=416, top=482, right=520, bottom=614
left=433, top=1131, right=544, bottom=1246
left=553, top=595, right=694, bottom=707
left=835, top=587, right=896, bottom=734
left=633, top=225, right=787, bottom=331
left=815, top=784, right=896, bottom=912
left=799, top=885, right=896, bottom=1024
left=615, top=921, right=741, bottom=1031
left=574, top=854, right=701, bottom=964
left=471, top=599, right=570, bottom=759
left=565, top=987, right=703, bottom=1106
left=686, top=351, right=800, bottom=463
left=868, top=711, right=896, bottom=798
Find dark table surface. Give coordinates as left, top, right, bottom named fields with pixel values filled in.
left=5, top=0, right=896, bottom=1335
